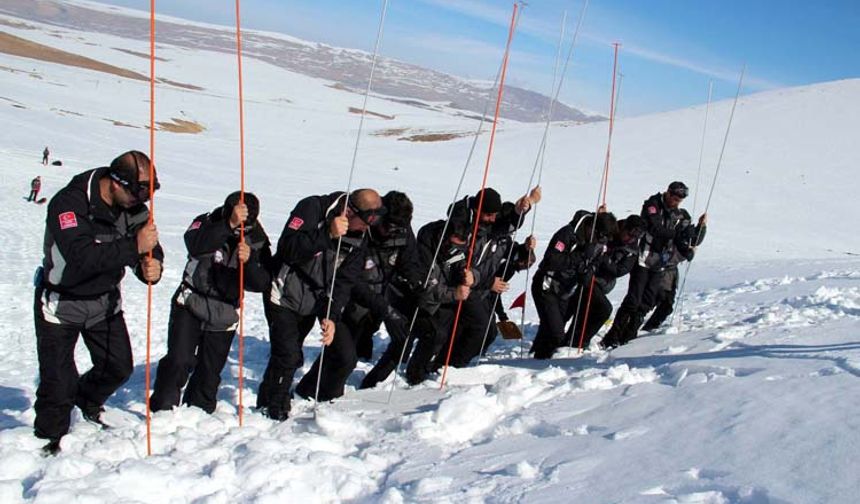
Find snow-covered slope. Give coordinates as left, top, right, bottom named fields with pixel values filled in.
left=0, top=0, right=600, bottom=123
left=0, top=5, right=859, bottom=503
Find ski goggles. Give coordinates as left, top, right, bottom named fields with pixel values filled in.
left=109, top=170, right=160, bottom=203
left=348, top=199, right=387, bottom=225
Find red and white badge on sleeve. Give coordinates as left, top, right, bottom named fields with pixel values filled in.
left=554, top=241, right=566, bottom=252
left=647, top=206, right=657, bottom=215
left=59, top=211, right=78, bottom=230
left=288, top=216, right=304, bottom=230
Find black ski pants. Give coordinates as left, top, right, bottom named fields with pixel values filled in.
left=530, top=278, right=577, bottom=359
left=360, top=308, right=413, bottom=389
left=256, top=301, right=315, bottom=415
left=603, top=264, right=663, bottom=347
left=294, top=320, right=356, bottom=402
left=406, top=306, right=457, bottom=385
left=642, top=268, right=679, bottom=331
left=33, top=291, right=133, bottom=441
left=446, top=296, right=495, bottom=367
left=564, top=284, right=613, bottom=350
left=150, top=302, right=235, bottom=414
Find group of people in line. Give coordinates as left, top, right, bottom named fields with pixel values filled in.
left=32, top=150, right=706, bottom=455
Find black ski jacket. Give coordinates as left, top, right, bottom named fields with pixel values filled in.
left=269, top=192, right=365, bottom=321
left=639, top=192, right=707, bottom=271
left=533, top=210, right=601, bottom=296
left=40, top=168, right=164, bottom=298
left=416, top=219, right=470, bottom=315
left=350, top=226, right=423, bottom=319
left=177, top=208, right=272, bottom=330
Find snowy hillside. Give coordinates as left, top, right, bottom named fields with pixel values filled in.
left=0, top=0, right=600, bottom=123
left=1, top=3, right=860, bottom=503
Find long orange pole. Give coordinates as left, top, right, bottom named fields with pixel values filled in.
left=577, top=42, right=619, bottom=353
left=439, top=3, right=518, bottom=389
left=234, top=0, right=247, bottom=426
left=145, top=0, right=156, bottom=457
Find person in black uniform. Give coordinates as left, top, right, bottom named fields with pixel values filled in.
left=150, top=192, right=272, bottom=414
left=600, top=182, right=707, bottom=349
left=34, top=150, right=163, bottom=455
left=530, top=209, right=618, bottom=359
left=257, top=189, right=383, bottom=419
left=564, top=215, right=645, bottom=350
left=443, top=187, right=540, bottom=367
left=405, top=218, right=474, bottom=385
left=345, top=191, right=424, bottom=390
left=641, top=212, right=707, bottom=332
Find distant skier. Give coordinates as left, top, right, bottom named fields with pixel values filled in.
left=42, top=147, right=50, bottom=166
left=600, top=182, right=707, bottom=349
left=28, top=176, right=42, bottom=202
left=33, top=150, right=163, bottom=456
left=150, top=192, right=271, bottom=414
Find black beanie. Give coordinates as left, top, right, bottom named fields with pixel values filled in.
left=382, top=190, right=413, bottom=227
left=667, top=181, right=689, bottom=198
left=471, top=188, right=502, bottom=214
left=222, top=191, right=260, bottom=226
left=622, top=214, right=645, bottom=232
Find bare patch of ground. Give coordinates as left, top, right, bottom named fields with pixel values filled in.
left=0, top=18, right=36, bottom=30
left=157, top=78, right=203, bottom=91
left=0, top=33, right=202, bottom=90
left=0, top=64, right=43, bottom=79
left=373, top=127, right=409, bottom=137
left=112, top=47, right=169, bottom=62
left=155, top=118, right=205, bottom=134
left=399, top=132, right=471, bottom=142
left=52, top=108, right=83, bottom=116
left=0, top=32, right=148, bottom=81
left=348, top=107, right=394, bottom=120
left=373, top=126, right=475, bottom=142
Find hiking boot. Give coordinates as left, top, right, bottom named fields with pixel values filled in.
left=77, top=402, right=109, bottom=429
left=263, top=405, right=290, bottom=422
left=41, top=439, right=61, bottom=457
left=360, top=362, right=397, bottom=390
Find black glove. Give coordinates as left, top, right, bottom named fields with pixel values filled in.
left=584, top=242, right=606, bottom=263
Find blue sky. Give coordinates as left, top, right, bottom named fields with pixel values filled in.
left=100, top=0, right=860, bottom=117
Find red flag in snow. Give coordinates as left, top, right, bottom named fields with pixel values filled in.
left=509, top=291, right=526, bottom=310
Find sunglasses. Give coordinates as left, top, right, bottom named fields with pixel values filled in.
left=110, top=171, right=161, bottom=203
left=348, top=200, right=387, bottom=225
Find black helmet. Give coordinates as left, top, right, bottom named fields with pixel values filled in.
left=667, top=181, right=689, bottom=199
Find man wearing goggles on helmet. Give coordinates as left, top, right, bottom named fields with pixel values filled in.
left=601, top=181, right=707, bottom=349
left=33, top=150, right=163, bottom=455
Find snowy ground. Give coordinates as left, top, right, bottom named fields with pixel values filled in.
left=1, top=5, right=859, bottom=503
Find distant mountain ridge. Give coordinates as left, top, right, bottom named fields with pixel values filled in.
left=0, top=0, right=603, bottom=123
